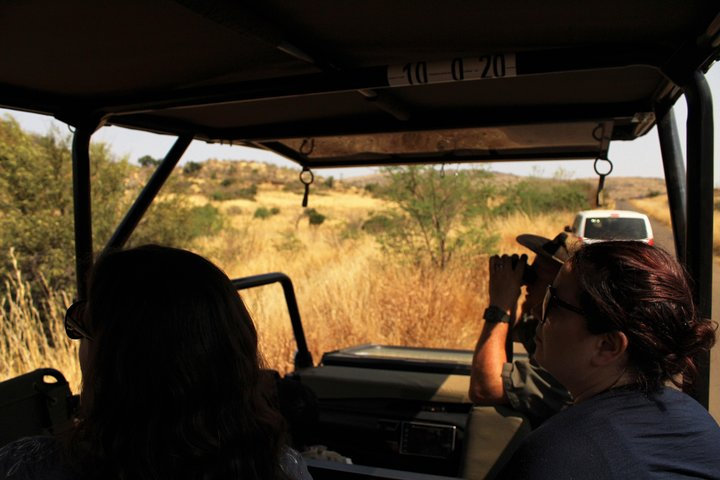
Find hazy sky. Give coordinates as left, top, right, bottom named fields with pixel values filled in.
left=2, top=66, right=719, bottom=187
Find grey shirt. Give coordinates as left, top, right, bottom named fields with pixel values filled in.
left=501, top=359, right=572, bottom=425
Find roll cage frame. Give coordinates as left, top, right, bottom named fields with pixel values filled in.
left=69, top=60, right=716, bottom=410
left=0, top=1, right=716, bottom=410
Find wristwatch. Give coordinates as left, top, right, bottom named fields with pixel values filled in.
left=483, top=305, right=511, bottom=324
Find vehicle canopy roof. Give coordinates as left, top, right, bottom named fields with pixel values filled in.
left=0, top=0, right=716, bottom=412
left=576, top=210, right=652, bottom=219
left=0, top=0, right=718, bottom=168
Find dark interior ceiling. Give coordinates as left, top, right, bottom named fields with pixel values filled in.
left=0, top=0, right=718, bottom=167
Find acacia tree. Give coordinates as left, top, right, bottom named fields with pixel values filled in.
left=138, top=154, right=161, bottom=168
left=380, top=165, right=496, bottom=269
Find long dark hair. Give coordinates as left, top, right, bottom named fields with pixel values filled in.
left=569, top=241, right=716, bottom=393
left=72, top=245, right=287, bottom=479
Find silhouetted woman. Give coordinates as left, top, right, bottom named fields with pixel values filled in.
left=501, top=241, right=720, bottom=478
left=0, top=245, right=311, bottom=480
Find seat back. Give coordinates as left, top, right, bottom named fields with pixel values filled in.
left=0, top=368, right=76, bottom=447
left=461, top=406, right=531, bottom=479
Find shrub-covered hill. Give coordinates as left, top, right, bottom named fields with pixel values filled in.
left=159, top=158, right=348, bottom=201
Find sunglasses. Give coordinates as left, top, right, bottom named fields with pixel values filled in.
left=540, top=285, right=585, bottom=325
left=64, top=300, right=93, bottom=340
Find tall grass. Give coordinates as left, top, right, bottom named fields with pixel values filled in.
left=631, top=194, right=720, bottom=257
left=1, top=188, right=579, bottom=384
left=0, top=250, right=80, bottom=391
left=195, top=208, right=573, bottom=373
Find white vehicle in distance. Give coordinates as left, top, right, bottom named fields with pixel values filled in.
left=565, top=209, right=654, bottom=245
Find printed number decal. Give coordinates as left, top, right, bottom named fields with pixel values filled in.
left=478, top=55, right=506, bottom=78
left=451, top=58, right=464, bottom=81
left=402, top=61, right=429, bottom=85
left=387, top=54, right=516, bottom=87
left=494, top=55, right=506, bottom=77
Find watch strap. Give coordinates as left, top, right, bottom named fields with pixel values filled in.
left=483, top=305, right=511, bottom=324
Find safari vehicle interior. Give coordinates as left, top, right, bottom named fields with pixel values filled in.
left=0, top=1, right=717, bottom=478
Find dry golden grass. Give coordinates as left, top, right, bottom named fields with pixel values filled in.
left=629, top=196, right=671, bottom=227
left=0, top=251, right=81, bottom=392
left=483, top=210, right=575, bottom=253
left=195, top=188, right=488, bottom=373
left=0, top=182, right=583, bottom=387
left=194, top=194, right=577, bottom=373
left=631, top=193, right=720, bottom=257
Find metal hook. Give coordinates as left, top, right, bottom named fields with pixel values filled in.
left=299, top=167, right=314, bottom=207
left=593, top=157, right=614, bottom=207
left=299, top=138, right=315, bottom=156
left=592, top=124, right=603, bottom=142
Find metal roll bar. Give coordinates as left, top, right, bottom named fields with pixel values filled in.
left=232, top=272, right=314, bottom=369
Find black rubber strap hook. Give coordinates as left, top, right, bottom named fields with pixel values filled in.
left=594, top=157, right=613, bottom=207
left=299, top=167, right=314, bottom=207
left=298, top=138, right=316, bottom=207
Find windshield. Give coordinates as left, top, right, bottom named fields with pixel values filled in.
left=583, top=217, right=648, bottom=240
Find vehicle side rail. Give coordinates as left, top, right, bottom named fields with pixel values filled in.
left=0, top=368, right=77, bottom=448
left=232, top=272, right=313, bottom=369
left=305, top=459, right=459, bottom=480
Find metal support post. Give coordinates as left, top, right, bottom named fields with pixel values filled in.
left=655, top=106, right=687, bottom=261
left=105, top=135, right=193, bottom=250
left=71, top=122, right=99, bottom=298
left=683, top=70, right=714, bottom=408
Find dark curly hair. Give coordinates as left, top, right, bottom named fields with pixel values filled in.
left=569, top=241, right=716, bottom=393
left=71, top=245, right=289, bottom=480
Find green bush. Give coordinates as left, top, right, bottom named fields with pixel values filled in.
left=187, top=204, right=224, bottom=237
left=305, top=208, right=326, bottom=226
left=0, top=118, right=131, bottom=291
left=129, top=199, right=197, bottom=248
left=373, top=166, right=495, bottom=269
left=212, top=184, right=258, bottom=201
left=494, top=178, right=591, bottom=216
left=138, top=155, right=160, bottom=168
left=455, top=228, right=501, bottom=258
left=362, top=213, right=398, bottom=234
left=282, top=182, right=305, bottom=194
left=183, top=161, right=203, bottom=175
left=0, top=117, right=222, bottom=294
left=253, top=206, right=280, bottom=219
left=233, top=185, right=257, bottom=200
left=128, top=200, right=224, bottom=249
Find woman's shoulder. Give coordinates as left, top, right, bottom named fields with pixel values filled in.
left=538, top=386, right=719, bottom=443
left=0, top=436, right=76, bottom=480
left=597, top=386, right=716, bottom=421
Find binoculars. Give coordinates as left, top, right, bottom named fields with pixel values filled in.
left=510, top=256, right=537, bottom=285
left=522, top=264, right=538, bottom=285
